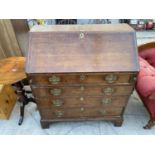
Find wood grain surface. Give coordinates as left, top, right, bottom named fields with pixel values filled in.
left=35, top=96, right=129, bottom=108
left=0, top=84, right=17, bottom=119
left=0, top=57, right=26, bottom=84
left=26, top=24, right=139, bottom=73
left=29, top=73, right=135, bottom=86
left=31, top=85, right=133, bottom=97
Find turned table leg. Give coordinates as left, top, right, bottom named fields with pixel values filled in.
left=14, top=80, right=36, bottom=125
left=14, top=81, right=27, bottom=125
left=18, top=101, right=25, bottom=125
left=14, top=81, right=29, bottom=125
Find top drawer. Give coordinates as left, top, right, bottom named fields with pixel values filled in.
left=29, top=73, right=135, bottom=86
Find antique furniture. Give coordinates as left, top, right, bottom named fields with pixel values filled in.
left=136, top=42, right=155, bottom=129
left=0, top=84, right=17, bottom=119
left=26, top=24, right=139, bottom=129
left=0, top=57, right=34, bottom=125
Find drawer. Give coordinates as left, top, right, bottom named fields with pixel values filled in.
left=39, top=107, right=123, bottom=119
left=36, top=96, right=129, bottom=108
left=31, top=85, right=133, bottom=97
left=29, top=73, right=135, bottom=86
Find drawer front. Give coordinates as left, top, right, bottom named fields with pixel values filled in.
left=32, top=85, right=133, bottom=97
left=39, top=107, right=123, bottom=119
left=29, top=73, right=134, bottom=85
left=36, top=96, right=129, bottom=108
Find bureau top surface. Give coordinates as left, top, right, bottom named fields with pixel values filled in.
left=26, top=24, right=139, bottom=73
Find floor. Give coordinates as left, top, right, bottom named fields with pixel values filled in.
left=0, top=31, right=155, bottom=135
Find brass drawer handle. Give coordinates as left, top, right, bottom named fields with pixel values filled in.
left=49, top=75, right=61, bottom=84
left=99, top=109, right=107, bottom=115
left=29, top=79, right=32, bottom=84
left=54, top=111, right=64, bottom=118
left=80, top=97, right=84, bottom=101
left=101, top=98, right=112, bottom=105
left=79, top=32, right=84, bottom=39
left=80, top=74, right=86, bottom=81
left=80, top=107, right=85, bottom=112
left=103, top=87, right=115, bottom=95
left=50, top=88, right=62, bottom=96
left=129, top=75, right=137, bottom=83
left=52, top=99, right=63, bottom=107
left=105, top=74, right=118, bottom=83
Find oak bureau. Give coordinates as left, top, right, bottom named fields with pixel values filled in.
left=26, top=24, right=139, bottom=129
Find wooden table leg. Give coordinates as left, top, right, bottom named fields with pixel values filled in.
left=14, top=81, right=29, bottom=125
left=13, top=79, right=36, bottom=125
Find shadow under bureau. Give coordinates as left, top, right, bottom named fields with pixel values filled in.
left=26, top=24, right=139, bottom=129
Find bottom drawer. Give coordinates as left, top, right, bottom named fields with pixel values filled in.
left=39, top=107, right=123, bottom=120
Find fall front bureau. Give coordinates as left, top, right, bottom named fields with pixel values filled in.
left=26, top=24, right=139, bottom=129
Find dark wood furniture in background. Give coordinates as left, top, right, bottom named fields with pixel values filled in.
left=26, top=24, right=139, bottom=129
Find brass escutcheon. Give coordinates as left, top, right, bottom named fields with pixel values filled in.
left=52, top=99, right=63, bottom=107
left=49, top=75, right=61, bottom=84
left=80, top=107, right=85, bottom=112
left=79, top=32, right=84, bottom=39
left=29, top=79, right=32, bottom=84
left=80, top=97, right=84, bottom=101
left=101, top=98, right=112, bottom=105
left=54, top=111, right=64, bottom=118
left=80, top=74, right=86, bottom=81
left=99, top=109, right=107, bottom=115
left=105, top=74, right=118, bottom=84
left=103, top=87, right=114, bottom=95
left=50, top=88, right=62, bottom=96
left=80, top=86, right=85, bottom=91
